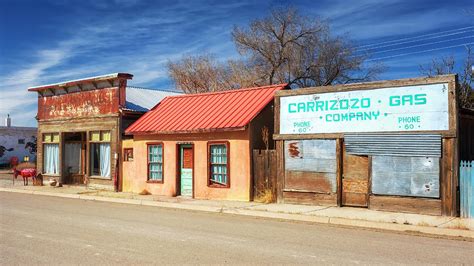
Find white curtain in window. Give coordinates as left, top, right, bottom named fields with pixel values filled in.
left=99, top=143, right=111, bottom=177
left=65, top=143, right=81, bottom=174
left=44, top=144, right=59, bottom=174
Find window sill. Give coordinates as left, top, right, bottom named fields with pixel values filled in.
left=89, top=176, right=112, bottom=180
left=147, top=180, right=164, bottom=184
left=208, top=183, right=230, bottom=189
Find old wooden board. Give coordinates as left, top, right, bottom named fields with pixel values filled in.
left=342, top=148, right=369, bottom=207
left=283, top=191, right=337, bottom=206
left=369, top=195, right=441, bottom=216
left=253, top=150, right=277, bottom=202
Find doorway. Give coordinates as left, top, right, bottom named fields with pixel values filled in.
left=63, top=132, right=86, bottom=184
left=177, top=144, right=194, bottom=197
left=342, top=145, right=369, bottom=207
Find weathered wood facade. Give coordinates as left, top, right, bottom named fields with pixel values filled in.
left=30, top=73, right=139, bottom=191
left=274, top=75, right=465, bottom=216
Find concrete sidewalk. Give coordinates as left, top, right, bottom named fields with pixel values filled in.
left=0, top=174, right=472, bottom=240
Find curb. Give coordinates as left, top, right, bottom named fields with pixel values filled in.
left=1, top=187, right=472, bottom=239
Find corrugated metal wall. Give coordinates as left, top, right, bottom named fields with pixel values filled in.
left=344, top=134, right=441, bottom=157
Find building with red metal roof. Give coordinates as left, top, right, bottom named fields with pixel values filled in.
left=122, top=84, right=288, bottom=201
left=126, top=84, right=287, bottom=134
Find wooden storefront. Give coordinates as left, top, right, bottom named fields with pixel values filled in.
left=29, top=73, right=134, bottom=190
left=29, top=73, right=179, bottom=191
left=274, top=75, right=464, bottom=216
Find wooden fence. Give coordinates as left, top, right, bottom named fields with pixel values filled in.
left=253, top=150, right=277, bottom=202
left=460, top=161, right=474, bottom=218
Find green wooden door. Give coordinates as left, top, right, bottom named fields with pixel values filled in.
left=180, top=146, right=193, bottom=197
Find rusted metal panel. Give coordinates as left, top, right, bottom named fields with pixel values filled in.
left=284, top=140, right=337, bottom=193
left=285, top=140, right=336, bottom=172
left=372, top=156, right=440, bottom=198
left=285, top=171, right=336, bottom=193
left=37, top=88, right=120, bottom=120
left=344, top=134, right=442, bottom=157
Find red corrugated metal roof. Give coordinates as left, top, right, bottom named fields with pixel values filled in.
left=126, top=84, right=287, bottom=134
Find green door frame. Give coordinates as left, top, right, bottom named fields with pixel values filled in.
left=176, top=143, right=194, bottom=198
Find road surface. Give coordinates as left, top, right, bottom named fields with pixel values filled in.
left=1, top=192, right=473, bottom=264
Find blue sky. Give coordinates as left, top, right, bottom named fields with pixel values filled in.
left=0, top=0, right=473, bottom=127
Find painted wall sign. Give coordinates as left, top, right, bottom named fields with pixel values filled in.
left=280, top=83, right=449, bottom=134
left=37, top=88, right=119, bottom=120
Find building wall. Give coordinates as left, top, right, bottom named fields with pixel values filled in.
left=274, top=75, right=459, bottom=216
left=123, top=130, right=251, bottom=201
left=0, top=127, right=37, bottom=165
left=33, top=79, right=131, bottom=191
left=37, top=116, right=120, bottom=190
left=121, top=138, right=134, bottom=192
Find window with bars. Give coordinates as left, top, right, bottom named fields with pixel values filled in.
left=148, top=144, right=163, bottom=182
left=208, top=142, right=229, bottom=187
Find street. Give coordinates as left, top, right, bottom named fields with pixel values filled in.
left=1, top=192, right=473, bottom=264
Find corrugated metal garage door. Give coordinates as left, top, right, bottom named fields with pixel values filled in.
left=344, top=134, right=442, bottom=157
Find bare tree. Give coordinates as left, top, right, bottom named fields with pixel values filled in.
left=167, top=54, right=231, bottom=93
left=167, top=55, right=262, bottom=93
left=232, top=7, right=382, bottom=87
left=168, top=7, right=382, bottom=93
left=420, top=46, right=473, bottom=109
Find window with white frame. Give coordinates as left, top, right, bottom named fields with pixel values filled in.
left=89, top=131, right=111, bottom=178
left=43, top=133, right=59, bottom=175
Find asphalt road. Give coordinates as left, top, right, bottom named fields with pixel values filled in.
left=1, top=192, right=473, bottom=265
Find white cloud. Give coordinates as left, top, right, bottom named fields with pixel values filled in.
left=1, top=0, right=470, bottom=127
left=0, top=1, right=244, bottom=126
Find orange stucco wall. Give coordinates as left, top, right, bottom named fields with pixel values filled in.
left=122, top=130, right=251, bottom=201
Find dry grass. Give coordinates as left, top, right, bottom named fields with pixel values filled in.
left=417, top=221, right=430, bottom=227
left=255, top=189, right=275, bottom=204
left=139, top=189, right=151, bottom=195
left=447, top=220, right=470, bottom=230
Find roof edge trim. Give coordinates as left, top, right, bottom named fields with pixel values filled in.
left=28, top=73, right=133, bottom=92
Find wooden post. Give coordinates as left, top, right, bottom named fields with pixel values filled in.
left=276, top=140, right=285, bottom=203
left=336, top=138, right=343, bottom=207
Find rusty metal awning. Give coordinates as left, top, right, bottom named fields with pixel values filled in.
left=344, top=134, right=442, bottom=157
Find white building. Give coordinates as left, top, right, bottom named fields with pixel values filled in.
left=0, top=115, right=37, bottom=165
